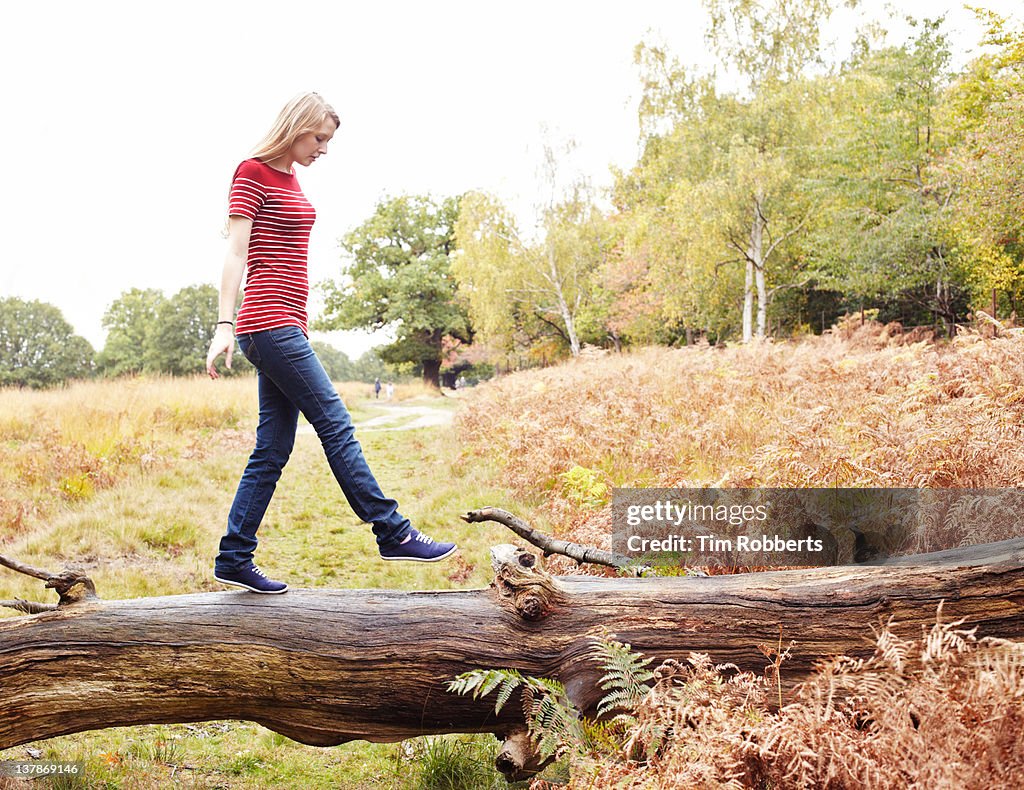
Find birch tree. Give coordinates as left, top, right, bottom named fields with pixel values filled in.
left=706, top=0, right=836, bottom=340
left=615, top=0, right=834, bottom=342
left=453, top=150, right=610, bottom=361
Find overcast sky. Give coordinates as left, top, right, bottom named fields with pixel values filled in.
left=1, top=1, right=1018, bottom=359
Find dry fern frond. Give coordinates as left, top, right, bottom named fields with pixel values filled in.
left=533, top=608, right=1024, bottom=789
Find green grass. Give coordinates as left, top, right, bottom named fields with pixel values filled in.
left=0, top=386, right=555, bottom=788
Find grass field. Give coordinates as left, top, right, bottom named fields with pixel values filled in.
left=0, top=377, right=532, bottom=789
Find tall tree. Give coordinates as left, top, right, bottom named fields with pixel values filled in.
left=319, top=195, right=471, bottom=388
left=811, top=17, right=965, bottom=333
left=706, top=0, right=835, bottom=340
left=96, top=288, right=165, bottom=377
left=615, top=0, right=835, bottom=343
left=453, top=146, right=612, bottom=361
left=940, top=12, right=1024, bottom=316
left=0, top=298, right=94, bottom=388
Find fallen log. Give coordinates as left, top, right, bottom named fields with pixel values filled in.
left=1, top=538, right=1023, bottom=780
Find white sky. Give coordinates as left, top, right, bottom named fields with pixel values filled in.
left=1, top=0, right=1018, bottom=359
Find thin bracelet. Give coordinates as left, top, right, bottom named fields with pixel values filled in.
left=217, top=320, right=234, bottom=326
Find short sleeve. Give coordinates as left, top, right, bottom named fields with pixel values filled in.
left=227, top=159, right=267, bottom=220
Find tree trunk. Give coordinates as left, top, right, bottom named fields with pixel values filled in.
left=934, top=274, right=957, bottom=339
left=749, top=194, right=768, bottom=340
left=756, top=264, right=767, bottom=339
left=743, top=256, right=754, bottom=343
left=2, top=540, right=1022, bottom=769
left=421, top=358, right=441, bottom=389
left=547, top=246, right=581, bottom=358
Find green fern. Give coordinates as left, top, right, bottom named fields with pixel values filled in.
left=579, top=718, right=628, bottom=754
left=447, top=669, right=524, bottom=714
left=450, top=670, right=581, bottom=760
left=493, top=673, right=524, bottom=713
left=590, top=635, right=655, bottom=717
left=447, top=633, right=660, bottom=764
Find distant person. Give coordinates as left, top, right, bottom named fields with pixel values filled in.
left=386, top=381, right=394, bottom=400
left=374, top=376, right=381, bottom=399
left=205, top=92, right=457, bottom=594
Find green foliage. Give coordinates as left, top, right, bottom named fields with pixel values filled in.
left=146, top=284, right=221, bottom=376
left=449, top=633, right=659, bottom=764
left=591, top=636, right=655, bottom=718
left=414, top=736, right=501, bottom=790
left=354, top=348, right=403, bottom=383
left=811, top=16, right=966, bottom=330
left=940, top=13, right=1024, bottom=312
left=607, top=6, right=1024, bottom=342
left=451, top=192, right=520, bottom=353
left=449, top=669, right=579, bottom=760
left=558, top=465, right=609, bottom=509
left=447, top=668, right=526, bottom=715
left=96, top=288, right=164, bottom=376
left=318, top=195, right=471, bottom=387
left=96, top=284, right=252, bottom=378
left=613, top=0, right=839, bottom=343
left=705, top=0, right=837, bottom=89
left=452, top=144, right=614, bottom=362
left=309, top=340, right=355, bottom=381
left=0, top=297, right=94, bottom=388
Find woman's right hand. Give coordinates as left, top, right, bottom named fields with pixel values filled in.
left=208, top=216, right=251, bottom=379
left=206, top=324, right=236, bottom=379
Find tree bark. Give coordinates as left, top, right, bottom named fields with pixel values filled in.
left=421, top=357, right=441, bottom=389
left=547, top=245, right=581, bottom=358
left=750, top=194, right=768, bottom=339
left=2, top=539, right=1022, bottom=772
left=743, top=255, right=755, bottom=343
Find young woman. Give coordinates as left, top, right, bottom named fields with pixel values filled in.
left=206, top=92, right=456, bottom=594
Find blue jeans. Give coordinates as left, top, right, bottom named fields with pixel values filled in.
left=215, top=326, right=412, bottom=572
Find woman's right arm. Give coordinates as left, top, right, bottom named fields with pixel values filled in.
left=205, top=216, right=253, bottom=379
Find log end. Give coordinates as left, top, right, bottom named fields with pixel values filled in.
left=495, top=729, right=554, bottom=781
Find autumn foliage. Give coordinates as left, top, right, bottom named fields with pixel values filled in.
left=526, top=610, right=1024, bottom=790
left=456, top=321, right=1024, bottom=556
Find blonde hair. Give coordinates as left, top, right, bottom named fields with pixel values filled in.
left=250, top=92, right=340, bottom=162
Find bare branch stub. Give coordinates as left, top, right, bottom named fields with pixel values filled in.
left=495, top=728, right=555, bottom=781
left=45, top=570, right=99, bottom=606
left=0, top=599, right=57, bottom=615
left=0, top=553, right=99, bottom=609
left=463, top=507, right=648, bottom=576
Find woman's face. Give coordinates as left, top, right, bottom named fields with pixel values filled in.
left=290, top=118, right=338, bottom=167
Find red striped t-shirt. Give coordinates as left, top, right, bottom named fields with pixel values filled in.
left=227, top=158, right=316, bottom=335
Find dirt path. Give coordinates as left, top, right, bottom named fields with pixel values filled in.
left=296, top=402, right=453, bottom=435
left=355, top=403, right=453, bottom=431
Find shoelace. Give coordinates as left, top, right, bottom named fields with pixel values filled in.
left=414, top=533, right=433, bottom=544
left=251, top=566, right=268, bottom=578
